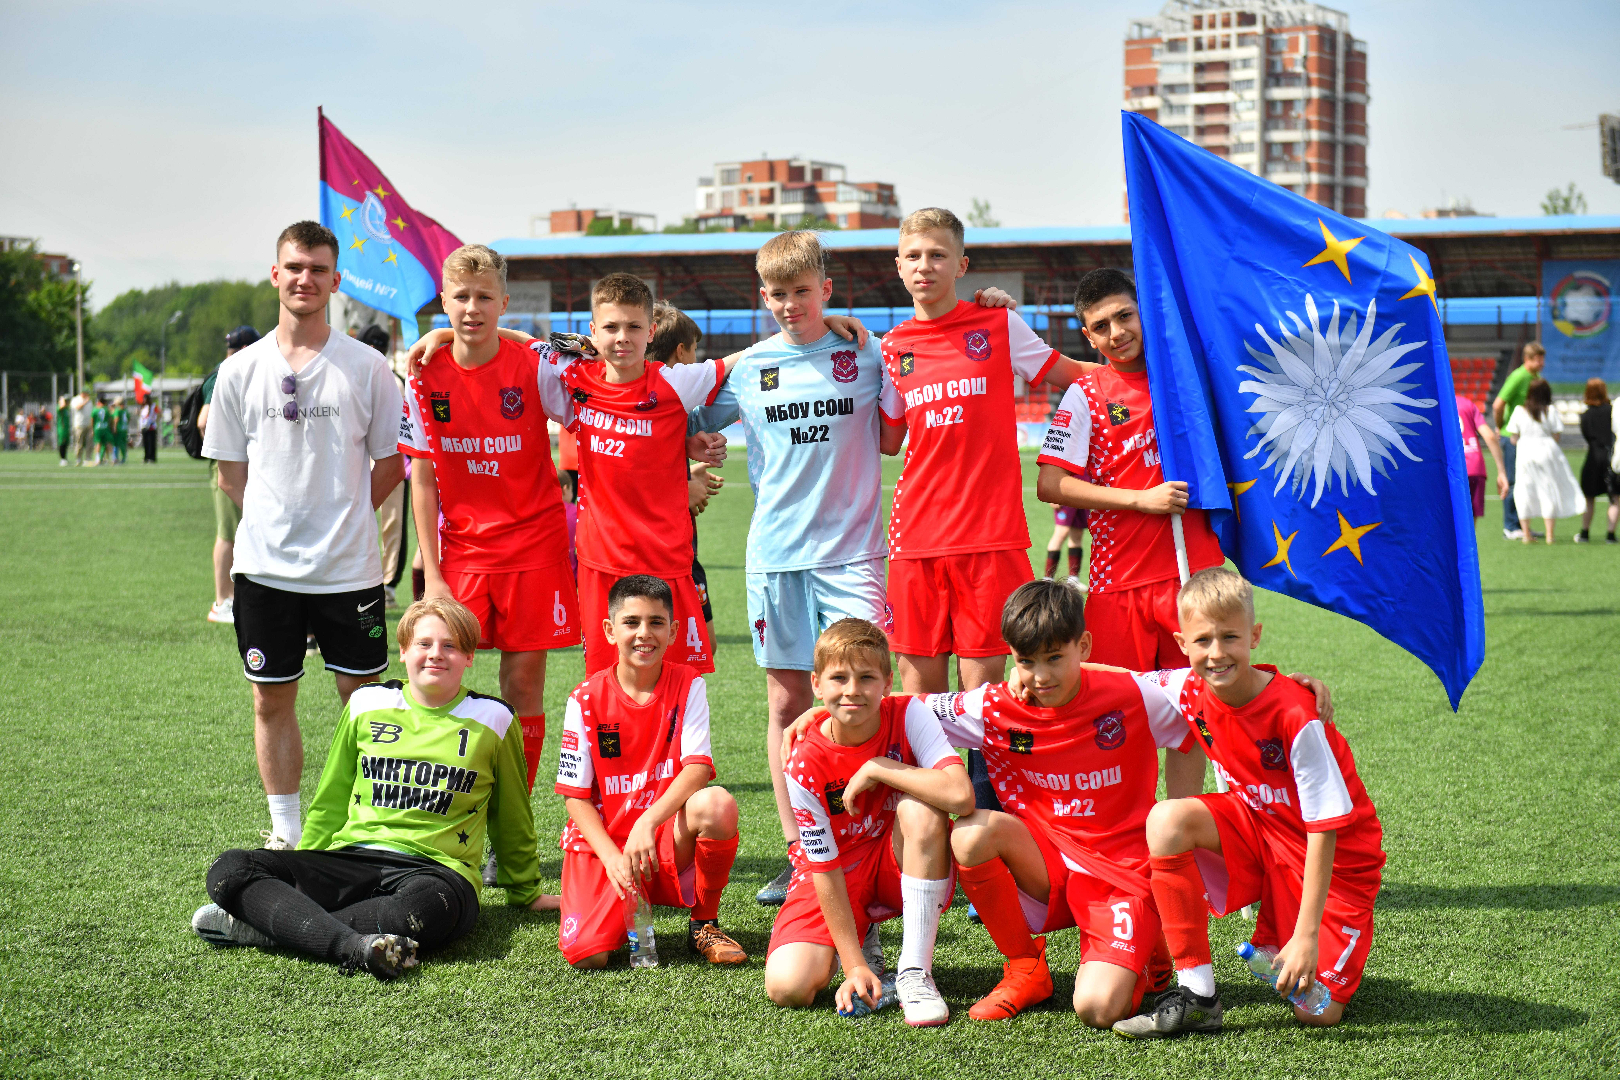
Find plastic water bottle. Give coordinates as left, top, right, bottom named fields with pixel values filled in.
left=623, top=886, right=658, bottom=969
left=837, top=972, right=899, bottom=1018
left=1234, top=942, right=1331, bottom=1015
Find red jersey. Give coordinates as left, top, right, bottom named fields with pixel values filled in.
left=880, top=303, right=1057, bottom=559
left=1038, top=365, right=1222, bottom=593
left=926, top=669, right=1186, bottom=897
left=785, top=695, right=960, bottom=872
left=554, top=662, right=714, bottom=852
left=398, top=338, right=573, bottom=573
left=539, top=342, right=723, bottom=577
left=1149, top=666, right=1385, bottom=905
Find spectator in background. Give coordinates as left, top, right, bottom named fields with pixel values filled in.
left=69, top=386, right=93, bottom=465
left=112, top=397, right=129, bottom=464
left=359, top=324, right=410, bottom=608
left=199, top=325, right=262, bottom=623
left=55, top=398, right=70, bottom=465
left=140, top=396, right=159, bottom=463
left=91, top=395, right=110, bottom=466
left=1576, top=378, right=1618, bottom=544
left=1456, top=393, right=1509, bottom=523
left=1493, top=341, right=1546, bottom=540
left=1505, top=378, right=1582, bottom=545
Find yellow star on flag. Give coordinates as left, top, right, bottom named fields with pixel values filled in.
left=372, top=185, right=391, bottom=199
left=392, top=216, right=408, bottom=232
left=383, top=250, right=398, bottom=265
left=349, top=235, right=366, bottom=253
left=1398, top=255, right=1440, bottom=315
left=1303, top=219, right=1364, bottom=283
left=1261, top=521, right=1299, bottom=578
left=1322, top=510, right=1380, bottom=564
left=338, top=205, right=355, bottom=222
left=1227, top=479, right=1256, bottom=521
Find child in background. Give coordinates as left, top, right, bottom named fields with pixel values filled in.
left=1576, top=378, right=1618, bottom=544
left=1455, top=393, right=1509, bottom=521
left=1044, top=506, right=1087, bottom=584
left=1504, top=378, right=1582, bottom=544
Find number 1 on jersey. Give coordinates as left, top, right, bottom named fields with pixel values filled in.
left=457, top=728, right=469, bottom=757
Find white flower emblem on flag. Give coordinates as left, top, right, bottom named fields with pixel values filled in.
left=1238, top=294, right=1437, bottom=507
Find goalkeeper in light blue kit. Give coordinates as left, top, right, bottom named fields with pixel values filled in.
left=191, top=598, right=550, bottom=980
left=690, top=230, right=1013, bottom=904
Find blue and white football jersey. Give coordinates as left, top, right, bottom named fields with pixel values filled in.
left=692, top=332, right=894, bottom=573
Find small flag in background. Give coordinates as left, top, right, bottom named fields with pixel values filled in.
left=1122, top=111, right=1484, bottom=710
left=318, top=109, right=463, bottom=345
left=131, top=361, right=155, bottom=403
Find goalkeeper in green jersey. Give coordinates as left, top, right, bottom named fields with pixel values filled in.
left=192, top=597, right=548, bottom=980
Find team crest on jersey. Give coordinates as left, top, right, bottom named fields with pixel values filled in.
left=571, top=388, right=590, bottom=404
left=1008, top=729, right=1035, bottom=754
left=369, top=722, right=403, bottom=744
left=245, top=647, right=265, bottom=671
left=597, top=726, right=621, bottom=758
left=1094, top=710, right=1127, bottom=750
left=1257, top=738, right=1287, bottom=770
left=1053, top=408, right=1073, bottom=427
left=963, top=330, right=992, bottom=361
left=635, top=390, right=659, bottom=412
left=1193, top=712, right=1215, bottom=747
left=824, top=782, right=848, bottom=816
left=754, top=617, right=766, bottom=647
left=760, top=367, right=780, bottom=391
left=830, top=351, right=858, bottom=384
left=1108, top=401, right=1130, bottom=426
left=431, top=392, right=452, bottom=423
left=899, top=352, right=915, bottom=377
left=885, top=742, right=903, bottom=763
left=499, top=386, right=524, bottom=419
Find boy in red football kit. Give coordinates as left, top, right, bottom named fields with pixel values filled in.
left=881, top=209, right=1091, bottom=699
left=1036, top=268, right=1224, bottom=799
left=1114, top=568, right=1384, bottom=1036
left=764, top=619, right=971, bottom=1026
left=400, top=245, right=580, bottom=817
left=554, top=574, right=747, bottom=967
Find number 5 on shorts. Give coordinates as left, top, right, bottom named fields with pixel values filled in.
left=1333, top=926, right=1361, bottom=971
left=1111, top=901, right=1134, bottom=941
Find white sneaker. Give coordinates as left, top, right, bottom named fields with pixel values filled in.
left=207, top=599, right=234, bottom=624
left=1066, top=574, right=1089, bottom=594
left=260, top=830, right=293, bottom=851
left=896, top=967, right=949, bottom=1027
left=1503, top=528, right=1524, bottom=540
left=192, top=903, right=275, bottom=949
left=861, top=922, right=884, bottom=976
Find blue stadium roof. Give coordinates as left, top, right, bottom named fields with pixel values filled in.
left=488, top=216, right=1620, bottom=259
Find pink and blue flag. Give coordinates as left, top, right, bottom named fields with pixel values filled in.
left=319, top=108, right=462, bottom=344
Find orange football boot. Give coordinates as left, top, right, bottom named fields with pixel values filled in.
left=967, top=936, right=1054, bottom=1020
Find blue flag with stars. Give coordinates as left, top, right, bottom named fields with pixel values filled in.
left=1122, top=111, right=1483, bottom=710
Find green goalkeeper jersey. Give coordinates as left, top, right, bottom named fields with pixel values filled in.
left=300, top=680, right=542, bottom=906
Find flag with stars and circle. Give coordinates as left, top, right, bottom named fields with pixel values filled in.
left=1122, top=110, right=1482, bottom=710
left=318, top=108, right=464, bottom=345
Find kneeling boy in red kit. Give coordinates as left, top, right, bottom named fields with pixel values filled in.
left=765, top=619, right=971, bottom=1026
left=554, top=574, right=746, bottom=968
left=1114, top=568, right=1384, bottom=1035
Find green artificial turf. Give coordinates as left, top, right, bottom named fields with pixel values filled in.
left=0, top=447, right=1615, bottom=1079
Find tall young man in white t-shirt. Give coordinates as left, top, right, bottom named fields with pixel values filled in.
left=204, top=221, right=406, bottom=849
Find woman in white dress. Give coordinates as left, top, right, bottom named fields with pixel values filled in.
left=1505, top=378, right=1584, bottom=544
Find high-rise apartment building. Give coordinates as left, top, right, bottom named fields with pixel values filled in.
left=693, top=158, right=900, bottom=231
left=1124, top=0, right=1367, bottom=218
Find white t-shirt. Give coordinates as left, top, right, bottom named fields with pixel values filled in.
left=202, top=327, right=403, bottom=594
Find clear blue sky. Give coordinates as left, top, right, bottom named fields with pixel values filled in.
left=2, top=0, right=1616, bottom=305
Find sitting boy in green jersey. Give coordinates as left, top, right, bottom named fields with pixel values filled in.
left=192, top=597, right=548, bottom=980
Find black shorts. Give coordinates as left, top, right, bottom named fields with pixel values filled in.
left=233, top=575, right=389, bottom=682
left=691, top=557, right=714, bottom=623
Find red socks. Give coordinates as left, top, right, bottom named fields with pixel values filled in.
left=520, top=715, right=545, bottom=793
left=958, top=858, right=1040, bottom=959
left=690, top=834, right=738, bottom=922
left=1150, top=851, right=1212, bottom=969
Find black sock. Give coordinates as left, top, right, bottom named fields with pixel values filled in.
left=1044, top=550, right=1060, bottom=578
left=412, top=568, right=426, bottom=602
left=1068, top=546, right=1083, bottom=579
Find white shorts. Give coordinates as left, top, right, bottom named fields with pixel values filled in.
left=745, top=557, right=891, bottom=671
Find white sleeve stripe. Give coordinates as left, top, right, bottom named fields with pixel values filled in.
left=1006, top=310, right=1058, bottom=382
left=1132, top=672, right=1190, bottom=749
left=903, top=698, right=962, bottom=770
left=921, top=689, right=986, bottom=749
left=665, top=359, right=726, bottom=413
left=1038, top=382, right=1092, bottom=471
left=399, top=385, right=432, bottom=453
left=1290, top=720, right=1354, bottom=824
left=556, top=695, right=593, bottom=791
left=787, top=775, right=839, bottom=864
left=682, top=678, right=713, bottom=762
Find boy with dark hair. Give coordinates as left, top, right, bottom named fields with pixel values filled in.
left=555, top=574, right=746, bottom=967
left=1114, top=568, right=1384, bottom=1036
left=192, top=597, right=548, bottom=981
left=1036, top=266, right=1224, bottom=799
left=764, top=618, right=970, bottom=1025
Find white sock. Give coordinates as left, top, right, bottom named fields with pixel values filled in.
left=898, top=874, right=951, bottom=973
left=267, top=793, right=301, bottom=844
left=1177, top=964, right=1216, bottom=999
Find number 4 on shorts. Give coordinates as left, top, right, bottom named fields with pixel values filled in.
left=686, top=617, right=703, bottom=650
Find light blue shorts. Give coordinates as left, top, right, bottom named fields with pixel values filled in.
left=745, top=557, right=890, bottom=671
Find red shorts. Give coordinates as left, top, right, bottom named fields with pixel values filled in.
left=557, top=817, right=696, bottom=965
left=1194, top=791, right=1378, bottom=1003
left=441, top=563, right=582, bottom=653
left=1017, top=823, right=1160, bottom=984
left=888, top=549, right=1033, bottom=658
left=1084, top=577, right=1185, bottom=670
left=768, top=840, right=918, bottom=956
left=578, top=565, right=714, bottom=675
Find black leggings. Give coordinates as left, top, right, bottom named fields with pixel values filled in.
left=206, top=846, right=478, bottom=966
